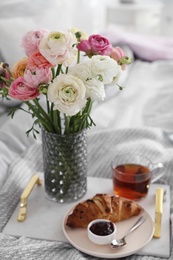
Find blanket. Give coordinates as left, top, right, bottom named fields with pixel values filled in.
left=0, top=127, right=173, bottom=260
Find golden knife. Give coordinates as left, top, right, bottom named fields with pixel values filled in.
left=153, top=187, right=164, bottom=238
left=17, top=175, right=43, bottom=222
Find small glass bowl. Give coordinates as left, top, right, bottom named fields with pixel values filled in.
left=87, top=219, right=117, bottom=245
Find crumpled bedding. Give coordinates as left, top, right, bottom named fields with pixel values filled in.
left=91, top=59, right=173, bottom=132
left=0, top=126, right=173, bottom=260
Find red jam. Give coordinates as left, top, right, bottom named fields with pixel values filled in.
left=89, top=221, right=114, bottom=236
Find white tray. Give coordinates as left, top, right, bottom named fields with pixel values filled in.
left=2, top=176, right=170, bottom=258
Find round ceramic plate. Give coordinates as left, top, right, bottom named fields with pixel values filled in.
left=62, top=205, right=154, bottom=259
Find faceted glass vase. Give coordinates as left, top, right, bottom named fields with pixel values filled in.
left=42, top=128, right=87, bottom=203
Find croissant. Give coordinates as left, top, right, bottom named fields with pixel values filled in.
left=66, top=194, right=141, bottom=228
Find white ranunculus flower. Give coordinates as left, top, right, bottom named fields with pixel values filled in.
left=68, top=61, right=91, bottom=82
left=47, top=74, right=87, bottom=116
left=85, top=78, right=106, bottom=101
left=91, top=55, right=121, bottom=85
left=69, top=27, right=88, bottom=41
left=39, top=31, right=77, bottom=67
left=69, top=61, right=106, bottom=101
left=107, top=67, right=122, bottom=86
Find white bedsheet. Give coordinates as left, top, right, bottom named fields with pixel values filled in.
left=91, top=59, right=173, bottom=132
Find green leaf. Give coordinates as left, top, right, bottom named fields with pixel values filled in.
left=26, top=119, right=40, bottom=139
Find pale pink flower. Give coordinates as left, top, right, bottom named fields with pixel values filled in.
left=39, top=31, right=77, bottom=66
left=9, top=76, right=40, bottom=101
left=27, top=52, right=54, bottom=70
left=77, top=34, right=112, bottom=57
left=21, top=29, right=49, bottom=56
left=110, top=46, right=132, bottom=70
left=24, top=67, right=52, bottom=88
left=110, top=47, right=126, bottom=62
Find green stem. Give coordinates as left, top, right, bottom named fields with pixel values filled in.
left=86, top=98, right=93, bottom=115
left=7, top=67, right=14, bottom=79
left=33, top=99, right=53, bottom=124
left=65, top=67, right=69, bottom=74
left=77, top=50, right=80, bottom=64
left=46, top=99, right=50, bottom=114
left=78, top=98, right=93, bottom=130
left=0, top=76, right=12, bottom=85
left=25, top=101, right=49, bottom=131
left=51, top=68, right=55, bottom=79
left=64, top=115, right=70, bottom=134
left=50, top=102, right=54, bottom=122
left=53, top=110, right=61, bottom=134
left=56, top=64, right=62, bottom=76
left=25, top=100, right=55, bottom=133
left=47, top=94, right=61, bottom=134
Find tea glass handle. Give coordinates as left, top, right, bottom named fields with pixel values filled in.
left=151, top=162, right=164, bottom=184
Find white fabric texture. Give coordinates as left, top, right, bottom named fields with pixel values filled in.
left=91, top=59, right=173, bottom=133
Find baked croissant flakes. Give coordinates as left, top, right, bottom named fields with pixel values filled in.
left=66, top=194, right=141, bottom=228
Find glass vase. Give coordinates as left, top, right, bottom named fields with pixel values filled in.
left=41, top=128, right=87, bottom=203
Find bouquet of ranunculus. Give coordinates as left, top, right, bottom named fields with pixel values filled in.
left=0, top=28, right=132, bottom=138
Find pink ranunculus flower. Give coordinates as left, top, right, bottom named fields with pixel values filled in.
left=9, top=76, right=40, bottom=101
left=110, top=46, right=126, bottom=62
left=39, top=31, right=77, bottom=67
left=24, top=67, right=52, bottom=88
left=0, top=62, right=11, bottom=88
left=27, top=52, right=54, bottom=70
left=76, top=40, right=91, bottom=53
left=110, top=46, right=132, bottom=70
left=77, top=34, right=112, bottom=57
left=21, top=29, right=49, bottom=56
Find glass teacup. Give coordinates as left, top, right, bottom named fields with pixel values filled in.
left=111, top=153, right=164, bottom=200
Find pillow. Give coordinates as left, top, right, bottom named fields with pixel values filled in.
left=102, top=28, right=173, bottom=61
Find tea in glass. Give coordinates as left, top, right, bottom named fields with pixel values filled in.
left=111, top=154, right=153, bottom=200
left=112, top=163, right=151, bottom=200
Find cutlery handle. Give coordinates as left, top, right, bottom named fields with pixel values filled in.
left=153, top=187, right=164, bottom=238
left=125, top=216, right=146, bottom=238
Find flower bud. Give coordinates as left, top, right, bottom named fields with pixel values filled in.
left=119, top=56, right=133, bottom=65
left=39, top=83, right=48, bottom=94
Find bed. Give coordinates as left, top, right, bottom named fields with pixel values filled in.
left=0, top=13, right=173, bottom=260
